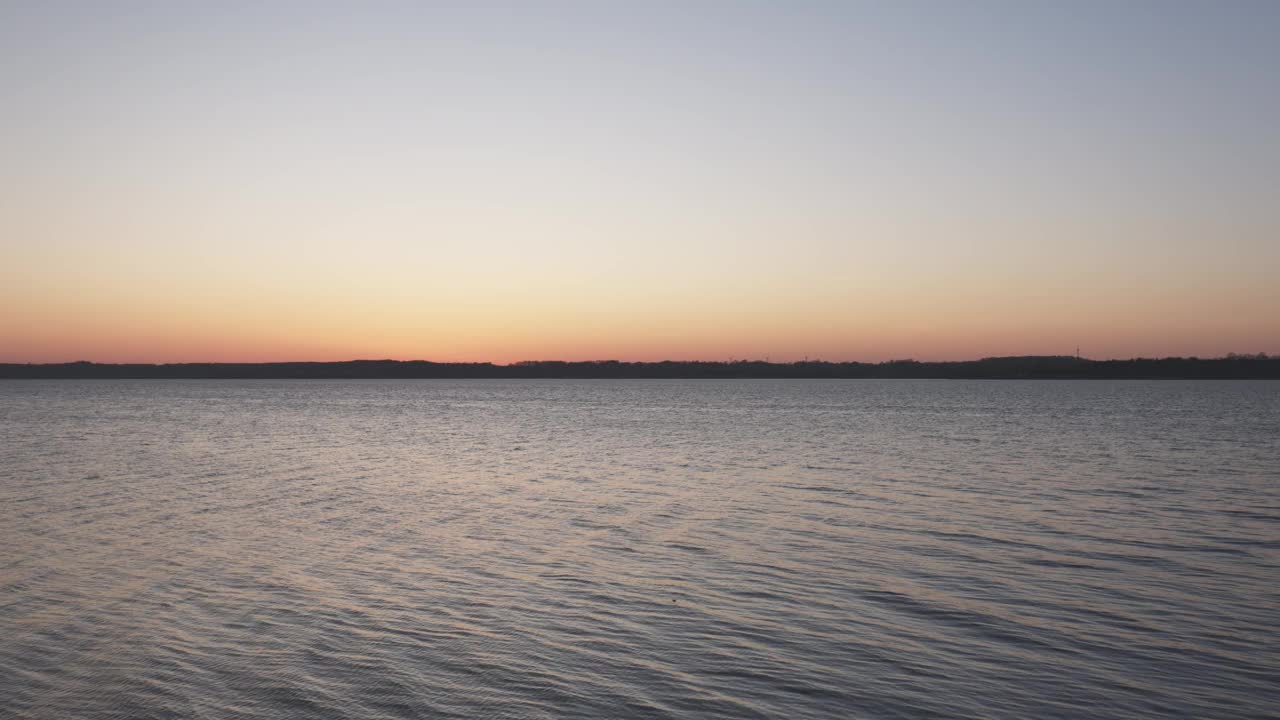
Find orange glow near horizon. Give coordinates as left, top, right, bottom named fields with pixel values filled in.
left=4, top=269, right=1276, bottom=364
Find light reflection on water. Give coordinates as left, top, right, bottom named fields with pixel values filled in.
left=2, top=379, right=1277, bottom=719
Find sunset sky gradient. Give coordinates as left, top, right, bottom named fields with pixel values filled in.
left=3, top=2, right=1278, bottom=363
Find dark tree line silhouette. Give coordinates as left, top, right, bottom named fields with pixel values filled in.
left=2, top=355, right=1278, bottom=379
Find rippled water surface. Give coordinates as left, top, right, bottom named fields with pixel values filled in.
left=2, top=380, right=1278, bottom=719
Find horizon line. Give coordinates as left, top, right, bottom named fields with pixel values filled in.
left=5, top=353, right=1275, bottom=367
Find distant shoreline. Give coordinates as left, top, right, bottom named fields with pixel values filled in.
left=2, top=356, right=1277, bottom=379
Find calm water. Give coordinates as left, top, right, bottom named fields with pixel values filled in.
left=2, top=380, right=1277, bottom=719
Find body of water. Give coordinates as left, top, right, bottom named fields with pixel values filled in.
left=2, top=380, right=1277, bottom=718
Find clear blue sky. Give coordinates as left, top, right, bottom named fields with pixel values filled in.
left=3, top=1, right=1278, bottom=361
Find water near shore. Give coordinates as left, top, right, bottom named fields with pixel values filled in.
left=2, top=380, right=1277, bottom=719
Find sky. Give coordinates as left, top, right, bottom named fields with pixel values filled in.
left=2, top=1, right=1278, bottom=363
